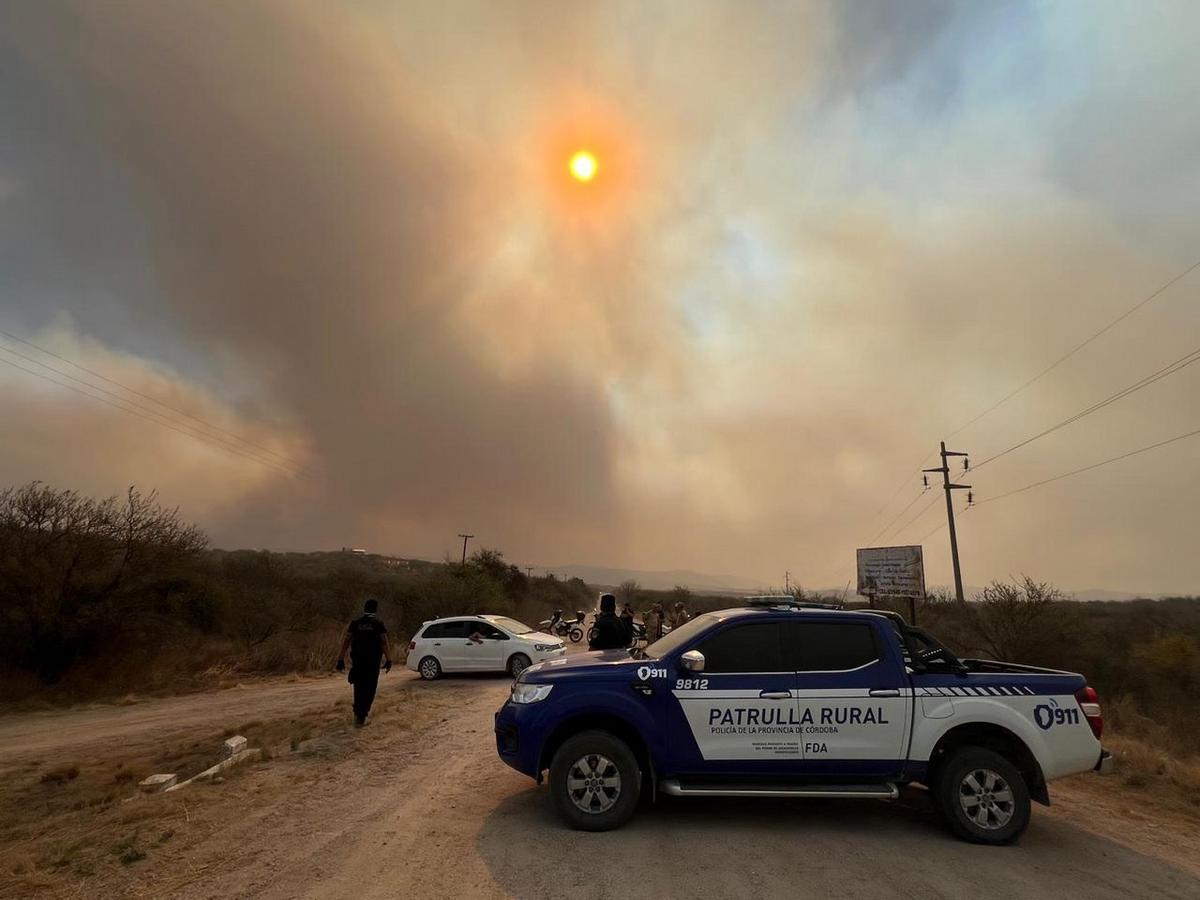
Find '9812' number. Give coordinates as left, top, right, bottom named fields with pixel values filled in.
left=675, top=678, right=709, bottom=690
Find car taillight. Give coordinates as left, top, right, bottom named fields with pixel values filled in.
left=1075, top=686, right=1103, bottom=739
left=408, top=641, right=416, bottom=651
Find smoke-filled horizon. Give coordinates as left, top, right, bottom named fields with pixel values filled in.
left=2, top=1, right=1199, bottom=594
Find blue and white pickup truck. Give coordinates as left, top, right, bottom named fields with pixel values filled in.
left=494, top=599, right=1112, bottom=844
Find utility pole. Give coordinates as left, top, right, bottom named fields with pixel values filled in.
left=924, top=442, right=971, bottom=603
left=784, top=570, right=790, bottom=593
left=457, top=533, right=474, bottom=565
left=525, top=566, right=534, bottom=578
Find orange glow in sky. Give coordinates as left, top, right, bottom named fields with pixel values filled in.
left=569, top=150, right=598, bottom=182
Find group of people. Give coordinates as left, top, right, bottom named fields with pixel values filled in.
left=587, top=593, right=690, bottom=651
left=641, top=600, right=690, bottom=642
left=335, top=592, right=694, bottom=727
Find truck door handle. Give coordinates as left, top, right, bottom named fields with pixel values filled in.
left=759, top=691, right=791, bottom=699
left=868, top=689, right=901, bottom=697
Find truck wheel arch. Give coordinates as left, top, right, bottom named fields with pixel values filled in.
left=926, top=722, right=1049, bottom=806
left=537, top=713, right=653, bottom=790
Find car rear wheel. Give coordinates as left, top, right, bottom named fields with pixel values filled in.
left=417, top=656, right=442, bottom=680
left=549, top=730, right=641, bottom=831
left=935, top=746, right=1030, bottom=844
left=508, top=653, right=531, bottom=678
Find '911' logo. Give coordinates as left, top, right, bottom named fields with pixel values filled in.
left=1033, top=698, right=1080, bottom=729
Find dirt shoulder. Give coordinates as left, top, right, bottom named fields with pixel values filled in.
left=0, top=669, right=449, bottom=897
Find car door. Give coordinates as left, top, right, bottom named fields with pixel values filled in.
left=458, top=620, right=506, bottom=671
left=666, top=619, right=803, bottom=773
left=785, top=618, right=911, bottom=779
left=435, top=620, right=472, bottom=670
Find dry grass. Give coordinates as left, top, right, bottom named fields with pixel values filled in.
left=0, top=684, right=438, bottom=897
left=1105, top=731, right=1200, bottom=818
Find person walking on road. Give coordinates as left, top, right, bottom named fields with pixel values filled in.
left=668, top=601, right=690, bottom=630
left=336, top=598, right=392, bottom=727
left=588, top=593, right=628, bottom=651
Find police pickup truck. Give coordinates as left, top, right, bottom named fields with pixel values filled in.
left=494, top=599, right=1112, bottom=844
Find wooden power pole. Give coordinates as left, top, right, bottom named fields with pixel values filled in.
left=924, top=442, right=971, bottom=603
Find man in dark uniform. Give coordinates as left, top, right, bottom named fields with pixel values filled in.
left=588, top=593, right=628, bottom=651
left=336, top=598, right=392, bottom=727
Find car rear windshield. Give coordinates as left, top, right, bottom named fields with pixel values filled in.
left=486, top=616, right=533, bottom=635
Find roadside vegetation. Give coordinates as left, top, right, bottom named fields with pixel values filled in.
left=0, top=481, right=590, bottom=706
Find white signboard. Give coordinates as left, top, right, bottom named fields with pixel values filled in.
left=856, top=545, right=925, bottom=599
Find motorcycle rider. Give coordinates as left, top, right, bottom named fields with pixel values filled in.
left=588, top=593, right=628, bottom=651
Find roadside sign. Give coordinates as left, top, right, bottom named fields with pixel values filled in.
left=856, top=545, right=925, bottom=599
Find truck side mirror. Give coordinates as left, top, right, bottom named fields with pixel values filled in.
left=680, top=650, right=705, bottom=673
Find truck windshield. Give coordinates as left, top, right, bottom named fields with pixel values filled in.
left=642, top=614, right=718, bottom=660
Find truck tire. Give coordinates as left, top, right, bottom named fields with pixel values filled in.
left=548, top=730, right=641, bottom=831
left=935, top=746, right=1031, bottom=844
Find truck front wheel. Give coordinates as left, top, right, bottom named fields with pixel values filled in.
left=935, top=746, right=1031, bottom=844
left=548, top=730, right=641, bottom=831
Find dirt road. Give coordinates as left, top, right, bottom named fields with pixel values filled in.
left=4, top=673, right=1199, bottom=899
left=0, top=676, right=349, bottom=764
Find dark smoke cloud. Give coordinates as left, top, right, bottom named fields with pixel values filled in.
left=4, top=2, right=1200, bottom=593
left=9, top=1, right=619, bottom=559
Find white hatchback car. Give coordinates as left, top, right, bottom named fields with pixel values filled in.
left=406, top=615, right=566, bottom=680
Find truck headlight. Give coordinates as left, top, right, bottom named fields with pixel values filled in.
left=511, top=683, right=553, bottom=704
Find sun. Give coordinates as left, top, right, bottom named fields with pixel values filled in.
left=568, top=150, right=598, bottom=182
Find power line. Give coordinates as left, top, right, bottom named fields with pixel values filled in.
left=974, top=426, right=1200, bottom=507
left=888, top=491, right=942, bottom=541
left=866, top=450, right=939, bottom=528
left=918, top=499, right=970, bottom=544
left=946, top=257, right=1200, bottom=439
left=866, top=258, right=1199, bottom=534
left=0, top=343, right=296, bottom=475
left=0, top=352, right=299, bottom=476
left=972, top=344, right=1200, bottom=471
left=867, top=489, right=926, bottom=546
left=0, top=328, right=303, bottom=469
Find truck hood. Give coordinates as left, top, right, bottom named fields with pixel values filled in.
left=521, top=649, right=639, bottom=681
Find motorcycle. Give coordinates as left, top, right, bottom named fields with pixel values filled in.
left=587, top=616, right=647, bottom=646
left=538, top=615, right=585, bottom=643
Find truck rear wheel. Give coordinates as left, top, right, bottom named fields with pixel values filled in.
left=935, top=746, right=1030, bottom=844
left=548, top=730, right=641, bottom=831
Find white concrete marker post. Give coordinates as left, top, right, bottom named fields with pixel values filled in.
left=139, top=773, right=178, bottom=793
left=222, top=735, right=248, bottom=758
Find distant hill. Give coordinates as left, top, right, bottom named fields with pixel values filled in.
left=539, top=564, right=772, bottom=595
left=536, top=564, right=1161, bottom=601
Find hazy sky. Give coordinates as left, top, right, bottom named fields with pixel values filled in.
left=2, top=1, right=1198, bottom=593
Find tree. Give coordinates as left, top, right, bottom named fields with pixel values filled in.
left=0, top=482, right=207, bottom=681
left=617, top=580, right=640, bottom=606
left=968, top=576, right=1071, bottom=663
left=671, top=585, right=693, bottom=608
